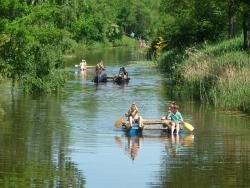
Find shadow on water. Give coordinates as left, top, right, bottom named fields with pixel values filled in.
left=115, top=133, right=194, bottom=162
left=115, top=135, right=142, bottom=161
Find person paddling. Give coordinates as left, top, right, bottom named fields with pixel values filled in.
left=161, top=101, right=175, bottom=120
left=114, top=67, right=129, bottom=82
left=118, top=67, right=128, bottom=79
left=94, top=61, right=107, bottom=82
left=125, top=103, right=143, bottom=128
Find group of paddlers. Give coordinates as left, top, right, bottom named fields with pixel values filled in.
left=125, top=101, right=183, bottom=134
left=78, top=59, right=129, bottom=83
left=93, top=61, right=129, bottom=82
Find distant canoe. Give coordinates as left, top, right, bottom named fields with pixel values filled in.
left=93, top=75, right=107, bottom=83
left=113, top=76, right=130, bottom=84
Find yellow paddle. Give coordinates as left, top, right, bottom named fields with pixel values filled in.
left=114, top=117, right=124, bottom=128
left=183, top=122, right=194, bottom=131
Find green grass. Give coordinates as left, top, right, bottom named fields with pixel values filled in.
left=201, top=36, right=243, bottom=55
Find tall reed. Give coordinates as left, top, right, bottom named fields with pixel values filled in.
left=177, top=36, right=250, bottom=112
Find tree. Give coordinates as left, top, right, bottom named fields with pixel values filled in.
left=228, top=0, right=239, bottom=38
left=241, top=1, right=250, bottom=51
left=106, top=23, right=122, bottom=46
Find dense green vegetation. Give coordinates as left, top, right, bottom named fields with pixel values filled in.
left=179, top=37, right=250, bottom=112
left=149, top=0, right=250, bottom=112
left=0, top=0, right=160, bottom=93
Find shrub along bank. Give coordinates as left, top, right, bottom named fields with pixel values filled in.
left=159, top=36, right=250, bottom=113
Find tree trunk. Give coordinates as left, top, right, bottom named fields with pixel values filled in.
left=243, top=12, right=250, bottom=52
left=228, top=0, right=237, bottom=38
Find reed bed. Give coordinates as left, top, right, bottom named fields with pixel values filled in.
left=180, top=37, right=250, bottom=112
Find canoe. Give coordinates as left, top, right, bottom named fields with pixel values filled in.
left=122, top=123, right=143, bottom=136
left=113, top=76, right=130, bottom=84
left=93, top=75, right=107, bottom=83
left=123, top=124, right=184, bottom=135
left=122, top=119, right=184, bottom=135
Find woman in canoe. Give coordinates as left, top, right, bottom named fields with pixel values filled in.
left=113, top=67, right=129, bottom=83
left=118, top=67, right=128, bottom=79
left=125, top=103, right=143, bottom=128
left=93, top=61, right=107, bottom=83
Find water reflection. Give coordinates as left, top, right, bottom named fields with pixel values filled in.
left=115, top=135, right=142, bottom=161
left=164, top=134, right=194, bottom=158
left=115, top=133, right=194, bottom=161
left=79, top=70, right=87, bottom=80
left=127, top=136, right=142, bottom=160
left=0, top=93, right=86, bottom=187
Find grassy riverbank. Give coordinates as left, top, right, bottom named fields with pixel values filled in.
left=159, top=36, right=250, bottom=113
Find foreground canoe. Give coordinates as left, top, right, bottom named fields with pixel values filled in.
left=123, top=123, right=183, bottom=136
left=122, top=119, right=188, bottom=135
left=122, top=119, right=170, bottom=136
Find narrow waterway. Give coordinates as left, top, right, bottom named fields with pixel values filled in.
left=0, top=47, right=249, bottom=188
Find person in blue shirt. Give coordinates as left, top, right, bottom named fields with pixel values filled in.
left=167, top=105, right=183, bottom=134
left=161, top=101, right=175, bottom=120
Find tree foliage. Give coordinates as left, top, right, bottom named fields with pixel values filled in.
left=150, top=0, right=250, bottom=57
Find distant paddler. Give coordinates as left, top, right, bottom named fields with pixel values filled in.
left=79, top=59, right=87, bottom=71
left=114, top=67, right=128, bottom=79
left=75, top=59, right=95, bottom=70
left=93, top=60, right=107, bottom=83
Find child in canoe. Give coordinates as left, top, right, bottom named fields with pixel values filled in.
left=125, top=103, right=143, bottom=128
left=161, top=101, right=175, bottom=120
left=167, top=105, right=183, bottom=134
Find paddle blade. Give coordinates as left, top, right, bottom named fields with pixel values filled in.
left=114, top=117, right=123, bottom=128
left=184, top=122, right=194, bottom=131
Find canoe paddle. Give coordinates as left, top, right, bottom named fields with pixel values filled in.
left=114, top=117, right=123, bottom=128
left=183, top=122, right=194, bottom=131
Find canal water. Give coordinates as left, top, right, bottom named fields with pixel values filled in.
left=0, top=47, right=250, bottom=188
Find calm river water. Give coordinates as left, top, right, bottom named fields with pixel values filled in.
left=0, top=47, right=250, bottom=188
